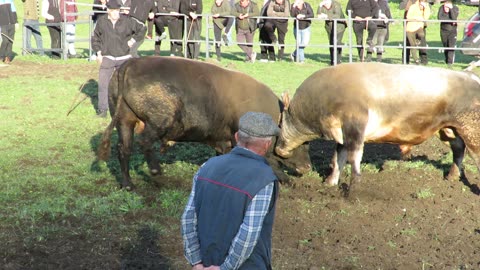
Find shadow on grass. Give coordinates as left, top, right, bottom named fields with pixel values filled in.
left=120, top=226, right=172, bottom=270
left=309, top=139, right=480, bottom=194
left=89, top=131, right=216, bottom=188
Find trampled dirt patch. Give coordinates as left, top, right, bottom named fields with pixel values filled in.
left=2, top=60, right=480, bottom=269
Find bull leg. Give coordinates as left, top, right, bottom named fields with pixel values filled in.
left=138, top=131, right=162, bottom=177
left=117, top=120, right=136, bottom=191
left=446, top=135, right=466, bottom=181
left=349, top=144, right=364, bottom=184
left=325, top=143, right=348, bottom=186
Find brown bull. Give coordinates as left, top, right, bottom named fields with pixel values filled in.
left=98, top=57, right=311, bottom=190
left=275, top=62, right=480, bottom=188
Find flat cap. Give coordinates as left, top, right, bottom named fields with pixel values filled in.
left=106, top=0, right=121, bottom=9
left=239, top=112, right=280, bottom=137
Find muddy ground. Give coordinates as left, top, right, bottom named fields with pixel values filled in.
left=2, top=60, right=480, bottom=270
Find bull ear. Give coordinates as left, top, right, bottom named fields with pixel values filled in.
left=282, top=92, right=290, bottom=110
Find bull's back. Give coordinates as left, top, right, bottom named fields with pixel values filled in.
left=293, top=63, right=480, bottom=122
left=117, top=57, right=282, bottom=140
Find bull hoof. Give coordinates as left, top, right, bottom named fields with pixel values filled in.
left=325, top=176, right=339, bottom=186
left=445, top=166, right=461, bottom=181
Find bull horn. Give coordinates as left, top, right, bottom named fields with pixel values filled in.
left=282, top=92, right=290, bottom=110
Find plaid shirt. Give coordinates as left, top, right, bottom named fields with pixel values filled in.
left=181, top=173, right=274, bottom=269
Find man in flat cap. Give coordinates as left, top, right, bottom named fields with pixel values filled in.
left=182, top=111, right=280, bottom=270
left=91, top=0, right=146, bottom=117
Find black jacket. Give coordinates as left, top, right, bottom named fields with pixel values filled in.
left=91, top=15, right=146, bottom=57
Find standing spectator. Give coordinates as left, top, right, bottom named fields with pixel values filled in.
left=233, top=0, right=259, bottom=62
left=60, top=0, right=78, bottom=58
left=399, top=0, right=413, bottom=64
left=182, top=111, right=280, bottom=270
left=152, top=0, right=183, bottom=56
left=406, top=0, right=430, bottom=65
left=42, top=0, right=62, bottom=59
left=91, top=0, right=146, bottom=117
left=346, top=0, right=378, bottom=61
left=22, top=0, right=45, bottom=56
left=264, top=0, right=290, bottom=61
left=211, top=0, right=233, bottom=61
left=372, top=0, right=391, bottom=62
left=0, top=0, right=17, bottom=64
left=438, top=0, right=458, bottom=67
left=258, top=0, right=273, bottom=62
left=92, top=0, right=107, bottom=25
left=128, top=0, right=155, bottom=57
left=290, top=0, right=313, bottom=63
left=180, top=0, right=203, bottom=59
left=317, top=0, right=346, bottom=65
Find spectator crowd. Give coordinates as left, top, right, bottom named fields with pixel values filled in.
left=0, top=0, right=463, bottom=66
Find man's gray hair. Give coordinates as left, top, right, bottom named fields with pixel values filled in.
left=237, top=130, right=274, bottom=145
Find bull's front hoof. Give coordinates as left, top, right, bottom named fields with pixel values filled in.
left=445, top=165, right=461, bottom=181
left=325, top=176, right=339, bottom=186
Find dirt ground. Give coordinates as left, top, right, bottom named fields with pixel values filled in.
left=3, top=60, right=480, bottom=270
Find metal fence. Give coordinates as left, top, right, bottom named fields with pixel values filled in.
left=22, top=2, right=480, bottom=65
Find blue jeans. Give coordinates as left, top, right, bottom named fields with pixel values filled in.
left=24, top=19, right=44, bottom=55
left=293, top=26, right=311, bottom=62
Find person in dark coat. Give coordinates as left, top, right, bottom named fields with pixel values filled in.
left=372, top=0, right=391, bottom=62
left=42, top=0, right=62, bottom=59
left=438, top=0, right=458, bottom=67
left=0, top=0, right=17, bottom=64
left=211, top=0, right=233, bottom=61
left=180, top=0, right=203, bottom=59
left=128, top=0, right=155, bottom=57
left=290, top=0, right=313, bottom=63
left=150, top=0, right=183, bottom=56
left=317, top=0, right=347, bottom=65
left=91, top=0, right=146, bottom=117
left=346, top=0, right=379, bottom=61
left=182, top=111, right=280, bottom=270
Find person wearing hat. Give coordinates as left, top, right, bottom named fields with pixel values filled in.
left=91, top=0, right=146, bottom=117
left=182, top=111, right=280, bottom=270
left=437, top=0, right=458, bottom=68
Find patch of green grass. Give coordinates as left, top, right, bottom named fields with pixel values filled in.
left=400, top=228, right=418, bottom=237
left=157, top=189, right=189, bottom=217
left=415, top=188, right=435, bottom=199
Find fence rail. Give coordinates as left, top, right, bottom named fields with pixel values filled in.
left=22, top=2, right=480, bottom=65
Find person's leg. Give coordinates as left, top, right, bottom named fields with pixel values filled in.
left=376, top=28, right=387, bottom=62
left=65, top=23, right=77, bottom=56
left=48, top=25, right=62, bottom=58
left=236, top=29, right=247, bottom=59
left=213, top=24, right=222, bottom=60
left=418, top=28, right=427, bottom=65
left=245, top=30, right=255, bottom=61
left=31, top=20, right=44, bottom=55
left=276, top=20, right=288, bottom=60
left=353, top=22, right=364, bottom=60
left=299, top=27, right=310, bottom=62
left=193, top=20, right=201, bottom=59
left=24, top=19, right=33, bottom=53
left=97, top=58, right=116, bottom=114
left=169, top=19, right=183, bottom=56
left=406, top=31, right=419, bottom=63
left=446, top=30, right=457, bottom=65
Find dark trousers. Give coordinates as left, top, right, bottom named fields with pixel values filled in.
left=185, top=18, right=201, bottom=59
left=0, top=24, right=15, bottom=60
left=98, top=57, right=130, bottom=112
left=326, top=26, right=345, bottom=65
left=440, top=28, right=457, bottom=65
left=213, top=18, right=233, bottom=60
left=259, top=26, right=275, bottom=61
left=47, top=25, right=62, bottom=58
left=153, top=17, right=183, bottom=56
left=263, top=19, right=288, bottom=59
left=353, top=20, right=377, bottom=60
